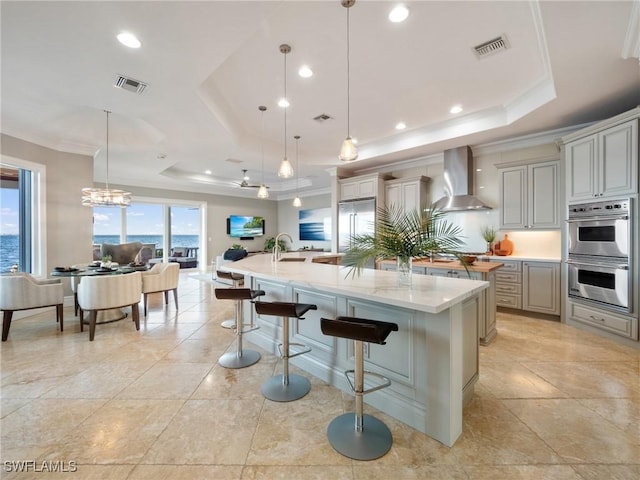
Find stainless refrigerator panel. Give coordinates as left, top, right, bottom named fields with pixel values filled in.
left=338, top=198, right=375, bottom=253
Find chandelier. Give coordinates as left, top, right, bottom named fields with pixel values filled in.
left=82, top=110, right=131, bottom=207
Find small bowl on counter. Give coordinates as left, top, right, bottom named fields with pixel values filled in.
left=460, top=255, right=477, bottom=265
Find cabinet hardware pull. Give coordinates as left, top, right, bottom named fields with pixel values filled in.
left=589, top=315, right=605, bottom=322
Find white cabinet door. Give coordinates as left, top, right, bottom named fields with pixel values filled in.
left=566, top=118, right=638, bottom=202
left=599, top=120, right=638, bottom=198
left=384, top=176, right=429, bottom=213
left=499, top=161, right=559, bottom=230
left=522, top=261, right=560, bottom=315
left=566, top=134, right=598, bottom=202
left=528, top=161, right=559, bottom=229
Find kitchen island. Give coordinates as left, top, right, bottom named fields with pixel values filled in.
left=223, top=252, right=489, bottom=447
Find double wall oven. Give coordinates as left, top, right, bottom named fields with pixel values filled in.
left=566, top=198, right=632, bottom=313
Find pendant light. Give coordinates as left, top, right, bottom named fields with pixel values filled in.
left=82, top=110, right=132, bottom=207
left=278, top=44, right=294, bottom=178
left=292, top=135, right=302, bottom=208
left=257, top=105, right=269, bottom=199
left=339, top=0, right=358, bottom=162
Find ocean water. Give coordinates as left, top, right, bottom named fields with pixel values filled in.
left=0, top=235, right=199, bottom=273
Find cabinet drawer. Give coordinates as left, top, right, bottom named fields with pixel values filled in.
left=495, top=272, right=521, bottom=283
left=495, top=282, right=522, bottom=294
left=492, top=260, right=521, bottom=272
left=496, top=293, right=522, bottom=309
left=569, top=302, right=636, bottom=339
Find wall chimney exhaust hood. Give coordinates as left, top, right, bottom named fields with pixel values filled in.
left=432, top=146, right=492, bottom=211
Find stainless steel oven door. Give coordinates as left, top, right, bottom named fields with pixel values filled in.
left=567, top=258, right=631, bottom=312
left=567, top=215, right=629, bottom=258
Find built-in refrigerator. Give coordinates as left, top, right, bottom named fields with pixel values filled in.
left=338, top=197, right=376, bottom=256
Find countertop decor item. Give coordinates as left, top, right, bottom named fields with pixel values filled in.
left=342, top=204, right=465, bottom=285
left=494, top=234, right=514, bottom=255
left=480, top=225, right=497, bottom=255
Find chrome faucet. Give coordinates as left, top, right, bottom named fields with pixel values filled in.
left=272, top=232, right=293, bottom=262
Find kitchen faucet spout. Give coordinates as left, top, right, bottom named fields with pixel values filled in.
left=273, top=232, right=293, bottom=262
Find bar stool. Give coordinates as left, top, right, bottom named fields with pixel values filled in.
left=253, top=301, right=317, bottom=402
left=215, top=270, right=245, bottom=329
left=214, top=287, right=264, bottom=369
left=320, top=316, right=399, bottom=461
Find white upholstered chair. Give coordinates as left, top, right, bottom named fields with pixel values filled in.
left=141, top=262, right=179, bottom=316
left=0, top=273, right=64, bottom=341
left=77, top=272, right=142, bottom=341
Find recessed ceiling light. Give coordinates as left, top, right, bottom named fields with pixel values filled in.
left=389, top=5, right=409, bottom=23
left=117, top=32, right=141, bottom=49
left=298, top=65, right=313, bottom=78
left=351, top=137, right=358, bottom=145
left=476, top=168, right=482, bottom=172
left=205, top=170, right=212, bottom=175
left=395, top=122, right=406, bottom=130
left=450, top=105, right=463, bottom=114
left=278, top=98, right=290, bottom=108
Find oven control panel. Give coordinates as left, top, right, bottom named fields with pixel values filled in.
left=568, top=198, right=630, bottom=219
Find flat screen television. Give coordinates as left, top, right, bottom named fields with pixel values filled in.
left=227, top=215, right=265, bottom=238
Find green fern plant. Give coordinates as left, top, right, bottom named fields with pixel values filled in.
left=342, top=204, right=465, bottom=278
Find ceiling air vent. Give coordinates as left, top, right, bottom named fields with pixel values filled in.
left=473, top=35, right=509, bottom=58
left=114, top=74, right=148, bottom=94
left=313, top=113, right=333, bottom=122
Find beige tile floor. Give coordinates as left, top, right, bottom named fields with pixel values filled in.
left=1, top=271, right=638, bottom=479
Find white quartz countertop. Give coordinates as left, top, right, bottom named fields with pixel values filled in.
left=223, top=253, right=489, bottom=314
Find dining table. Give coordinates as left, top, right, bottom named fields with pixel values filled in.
left=51, top=263, right=148, bottom=323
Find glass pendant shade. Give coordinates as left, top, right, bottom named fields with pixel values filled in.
left=278, top=156, right=294, bottom=178
left=339, top=136, right=358, bottom=162
left=292, top=196, right=302, bottom=207
left=81, top=187, right=131, bottom=207
left=257, top=184, right=269, bottom=199
left=82, top=110, right=131, bottom=207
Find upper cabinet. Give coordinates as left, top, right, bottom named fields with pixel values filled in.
left=384, top=176, right=430, bottom=212
left=497, top=159, right=560, bottom=230
left=339, top=173, right=387, bottom=201
left=564, top=110, right=638, bottom=202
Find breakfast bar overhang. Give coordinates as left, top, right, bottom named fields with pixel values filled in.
left=223, top=253, right=489, bottom=447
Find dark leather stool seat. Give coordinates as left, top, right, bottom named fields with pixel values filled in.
left=214, top=287, right=264, bottom=369
left=216, top=270, right=245, bottom=329
left=320, top=316, right=399, bottom=461
left=254, top=301, right=317, bottom=402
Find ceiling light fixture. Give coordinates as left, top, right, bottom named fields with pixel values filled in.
left=293, top=135, right=302, bottom=208
left=278, top=44, right=294, bottom=178
left=450, top=105, right=463, bottom=114
left=339, top=0, right=358, bottom=162
left=117, top=32, right=141, bottom=49
left=298, top=65, right=313, bottom=78
left=257, top=105, right=269, bottom=199
left=388, top=5, right=409, bottom=23
left=395, top=122, right=406, bottom=130
left=205, top=170, right=212, bottom=175
left=82, top=110, right=132, bottom=207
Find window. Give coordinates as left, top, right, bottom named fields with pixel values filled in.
left=0, top=159, right=46, bottom=275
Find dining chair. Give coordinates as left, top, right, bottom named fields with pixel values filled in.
left=0, top=273, right=64, bottom=341
left=141, top=262, right=179, bottom=316
left=77, top=271, right=142, bottom=341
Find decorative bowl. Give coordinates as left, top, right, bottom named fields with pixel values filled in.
left=494, top=249, right=509, bottom=256
left=460, top=255, right=477, bottom=264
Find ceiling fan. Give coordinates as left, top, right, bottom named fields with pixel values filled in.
left=235, top=169, right=267, bottom=189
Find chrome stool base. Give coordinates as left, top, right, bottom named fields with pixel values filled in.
left=327, top=413, right=392, bottom=461
left=261, top=374, right=310, bottom=402
left=220, top=319, right=236, bottom=329
left=218, top=349, right=261, bottom=369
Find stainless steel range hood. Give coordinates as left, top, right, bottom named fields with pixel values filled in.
left=432, top=146, right=492, bottom=211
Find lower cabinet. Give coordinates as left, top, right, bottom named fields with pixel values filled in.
left=491, top=259, right=560, bottom=317
left=522, top=261, right=560, bottom=315
left=568, top=300, right=638, bottom=340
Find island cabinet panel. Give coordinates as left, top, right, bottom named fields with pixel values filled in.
left=346, top=299, right=415, bottom=389
left=293, top=288, right=339, bottom=360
